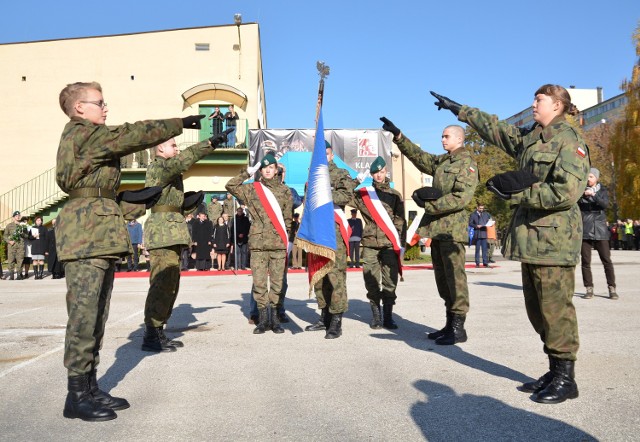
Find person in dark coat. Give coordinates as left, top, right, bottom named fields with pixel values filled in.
left=579, top=168, right=617, bottom=299
left=29, top=216, right=48, bottom=279
left=468, top=204, right=491, bottom=267
left=191, top=211, right=213, bottom=270
left=47, top=218, right=64, bottom=279
left=212, top=216, right=231, bottom=271
left=232, top=207, right=251, bottom=270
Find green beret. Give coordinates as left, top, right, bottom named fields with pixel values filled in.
left=260, top=153, right=277, bottom=169
left=370, top=156, right=386, bottom=174
left=325, top=140, right=331, bottom=149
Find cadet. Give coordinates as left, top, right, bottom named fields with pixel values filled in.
left=56, top=81, right=204, bottom=421
left=3, top=210, right=28, bottom=280
left=226, top=154, right=292, bottom=334
left=352, top=156, right=406, bottom=329
left=380, top=118, right=478, bottom=345
left=431, top=85, right=589, bottom=404
left=306, top=142, right=356, bottom=339
left=141, top=130, right=232, bottom=352
left=207, top=196, right=223, bottom=225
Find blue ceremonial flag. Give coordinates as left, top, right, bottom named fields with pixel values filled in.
left=295, top=109, right=336, bottom=290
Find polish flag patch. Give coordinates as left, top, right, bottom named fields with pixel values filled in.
left=576, top=146, right=586, bottom=158
left=469, top=166, right=476, bottom=173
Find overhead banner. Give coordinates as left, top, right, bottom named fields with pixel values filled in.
left=248, top=129, right=394, bottom=194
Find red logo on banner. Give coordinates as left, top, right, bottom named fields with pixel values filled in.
left=357, top=136, right=377, bottom=158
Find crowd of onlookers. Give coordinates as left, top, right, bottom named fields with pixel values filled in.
left=608, top=219, right=640, bottom=250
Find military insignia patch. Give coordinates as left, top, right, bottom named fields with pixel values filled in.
left=576, top=146, right=586, bottom=158
left=262, top=159, right=268, bottom=166
left=469, top=166, right=476, bottom=173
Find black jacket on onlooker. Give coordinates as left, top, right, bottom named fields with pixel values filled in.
left=30, top=225, right=48, bottom=256
left=578, top=184, right=610, bottom=241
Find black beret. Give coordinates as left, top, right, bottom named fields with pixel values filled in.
left=117, top=186, right=163, bottom=209
left=412, top=186, right=443, bottom=207
left=183, top=191, right=205, bottom=212
left=486, top=170, right=538, bottom=196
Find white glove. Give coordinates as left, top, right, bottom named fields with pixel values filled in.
left=247, top=163, right=261, bottom=176
left=356, top=171, right=369, bottom=183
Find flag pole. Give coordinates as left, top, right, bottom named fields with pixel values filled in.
left=315, top=61, right=330, bottom=127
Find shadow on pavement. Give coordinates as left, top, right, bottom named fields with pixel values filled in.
left=411, top=379, right=596, bottom=441
left=99, top=303, right=216, bottom=391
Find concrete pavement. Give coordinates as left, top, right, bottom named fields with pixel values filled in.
left=1, top=249, right=639, bottom=441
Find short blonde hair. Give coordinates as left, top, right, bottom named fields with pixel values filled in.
left=59, top=82, right=102, bottom=117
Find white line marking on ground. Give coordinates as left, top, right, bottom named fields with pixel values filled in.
left=1, top=307, right=44, bottom=319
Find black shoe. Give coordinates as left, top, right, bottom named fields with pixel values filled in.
left=277, top=312, right=290, bottom=323
left=89, top=370, right=130, bottom=411
left=63, top=375, right=117, bottom=421
left=489, top=259, right=496, bottom=263
left=428, top=312, right=453, bottom=340
left=305, top=307, right=328, bottom=331
left=271, top=308, right=284, bottom=334
left=382, top=304, right=398, bottom=330
left=435, top=314, right=467, bottom=345
left=141, top=325, right=177, bottom=352
left=158, top=327, right=184, bottom=348
left=325, top=313, right=343, bottom=339
left=370, top=302, right=382, bottom=329
left=16, top=273, right=23, bottom=280
left=532, top=359, right=579, bottom=404
left=475, top=264, right=480, bottom=268
left=519, top=358, right=555, bottom=393
left=253, top=309, right=269, bottom=334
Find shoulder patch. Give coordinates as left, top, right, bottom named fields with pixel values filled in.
left=469, top=166, right=476, bottom=173
left=576, top=146, right=586, bottom=158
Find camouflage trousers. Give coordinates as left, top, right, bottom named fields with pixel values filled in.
left=6, top=242, right=25, bottom=271
left=362, top=246, right=398, bottom=305
left=521, top=263, right=579, bottom=361
left=63, top=258, right=116, bottom=377
left=430, top=239, right=469, bottom=316
left=251, top=250, right=287, bottom=309
left=313, top=239, right=349, bottom=314
left=145, top=246, right=182, bottom=328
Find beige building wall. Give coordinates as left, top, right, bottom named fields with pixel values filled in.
left=0, top=23, right=266, bottom=197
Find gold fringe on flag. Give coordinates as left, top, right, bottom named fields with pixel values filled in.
left=294, top=237, right=336, bottom=297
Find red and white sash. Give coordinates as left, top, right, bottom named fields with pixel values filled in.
left=359, top=186, right=403, bottom=274
left=334, top=205, right=352, bottom=256
left=253, top=182, right=288, bottom=249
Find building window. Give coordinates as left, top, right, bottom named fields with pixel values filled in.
left=195, top=43, right=210, bottom=51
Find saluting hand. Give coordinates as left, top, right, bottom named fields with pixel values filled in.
left=379, top=117, right=401, bottom=138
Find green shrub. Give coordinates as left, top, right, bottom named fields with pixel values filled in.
left=403, top=243, right=421, bottom=261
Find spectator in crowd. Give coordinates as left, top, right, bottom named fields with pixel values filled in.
left=208, top=106, right=224, bottom=136
left=469, top=204, right=491, bottom=267
left=3, top=211, right=27, bottom=280
left=578, top=167, right=618, bottom=300
left=22, top=216, right=33, bottom=279
left=233, top=207, right=251, bottom=270
left=191, top=211, right=213, bottom=271
left=126, top=219, right=143, bottom=272
left=634, top=220, right=640, bottom=251
left=212, top=216, right=231, bottom=271
left=348, top=209, right=363, bottom=268
left=224, top=105, right=239, bottom=147
left=610, top=222, right=619, bottom=250
left=486, top=218, right=497, bottom=264
left=181, top=213, right=195, bottom=271
left=290, top=213, right=303, bottom=269
left=29, top=216, right=48, bottom=279
left=624, top=218, right=634, bottom=251
left=46, top=218, right=64, bottom=279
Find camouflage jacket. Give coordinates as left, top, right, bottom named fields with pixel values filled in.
left=3, top=221, right=28, bottom=244
left=329, top=161, right=357, bottom=246
left=143, top=140, right=213, bottom=250
left=352, top=179, right=407, bottom=249
left=395, top=136, right=478, bottom=243
left=207, top=202, right=223, bottom=223
left=223, top=198, right=235, bottom=215
left=55, top=117, right=182, bottom=261
left=459, top=107, right=590, bottom=265
left=226, top=170, right=292, bottom=251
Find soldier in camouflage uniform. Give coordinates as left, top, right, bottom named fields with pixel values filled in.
left=380, top=118, right=478, bottom=346
left=142, top=131, right=231, bottom=353
left=3, top=211, right=28, bottom=280
left=306, top=143, right=356, bottom=339
left=432, top=85, right=589, bottom=404
left=352, top=156, right=407, bottom=330
left=226, top=153, right=292, bottom=334
left=55, top=81, right=204, bottom=421
left=223, top=192, right=236, bottom=216
left=207, top=196, right=223, bottom=225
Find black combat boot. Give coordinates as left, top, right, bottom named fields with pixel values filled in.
left=253, top=308, right=269, bottom=334
left=325, top=313, right=343, bottom=339
left=435, top=314, right=467, bottom=345
left=158, top=326, right=184, bottom=348
left=270, top=307, right=284, bottom=334
left=141, top=325, right=177, bottom=352
left=533, top=359, right=579, bottom=404
left=89, top=370, right=130, bottom=410
left=518, top=357, right=556, bottom=393
left=427, top=311, right=453, bottom=340
left=305, top=307, right=329, bottom=331
left=382, top=304, right=398, bottom=330
left=370, top=302, right=382, bottom=329
left=16, top=271, right=23, bottom=280
left=9, top=271, right=14, bottom=280
left=63, top=374, right=117, bottom=421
